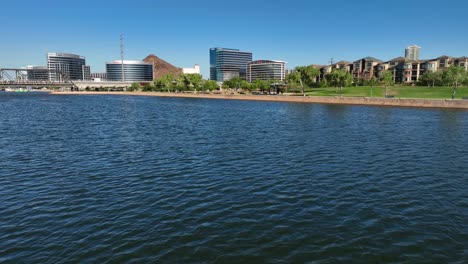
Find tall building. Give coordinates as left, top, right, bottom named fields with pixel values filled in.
left=247, top=60, right=287, bottom=82
left=210, top=48, right=252, bottom=82
left=47, top=53, right=89, bottom=81
left=106, top=60, right=154, bottom=82
left=405, top=45, right=421, bottom=60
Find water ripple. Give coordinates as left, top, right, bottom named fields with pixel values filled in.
left=0, top=93, right=467, bottom=263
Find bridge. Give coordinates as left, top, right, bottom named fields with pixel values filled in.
left=0, top=68, right=76, bottom=90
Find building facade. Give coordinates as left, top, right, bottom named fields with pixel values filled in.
left=106, top=60, right=154, bottom=82
left=318, top=61, right=352, bottom=81
left=374, top=55, right=468, bottom=83
left=316, top=45, right=467, bottom=84
left=352, top=57, right=383, bottom=80
left=210, top=48, right=252, bottom=82
left=47, top=53, right=88, bottom=81
left=182, top=64, right=200, bottom=74
left=82, top=65, right=91, bottom=81
left=247, top=60, right=286, bottom=82
left=26, top=66, right=49, bottom=81
left=91, top=73, right=107, bottom=82
left=405, top=45, right=421, bottom=60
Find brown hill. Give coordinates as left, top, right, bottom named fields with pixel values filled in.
left=143, top=54, right=182, bottom=80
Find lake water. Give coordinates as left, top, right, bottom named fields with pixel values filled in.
left=0, top=92, right=467, bottom=263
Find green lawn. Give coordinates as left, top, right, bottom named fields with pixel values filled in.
left=303, top=86, right=468, bottom=99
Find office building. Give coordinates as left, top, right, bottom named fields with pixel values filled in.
left=247, top=60, right=287, bottom=82
left=82, top=65, right=91, bottom=81
left=26, top=66, right=49, bottom=81
left=106, top=60, right=153, bottom=82
left=47, top=53, right=88, bottom=81
left=210, top=48, right=252, bottom=82
left=405, top=45, right=421, bottom=60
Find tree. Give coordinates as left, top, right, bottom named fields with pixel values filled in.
left=252, top=79, right=269, bottom=93
left=178, top=74, right=191, bottom=90
left=287, top=66, right=320, bottom=96
left=380, top=70, right=394, bottom=97
left=369, top=76, right=378, bottom=97
left=222, top=77, right=252, bottom=92
left=420, top=71, right=442, bottom=87
left=326, top=69, right=352, bottom=96
left=326, top=69, right=353, bottom=95
left=187, top=74, right=203, bottom=90
left=286, top=71, right=301, bottom=93
left=154, top=74, right=176, bottom=92
left=443, top=66, right=467, bottom=99
left=204, top=80, right=219, bottom=91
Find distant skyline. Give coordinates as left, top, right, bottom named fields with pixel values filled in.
left=2, top=0, right=468, bottom=79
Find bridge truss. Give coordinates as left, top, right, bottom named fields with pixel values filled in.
left=0, top=68, right=76, bottom=89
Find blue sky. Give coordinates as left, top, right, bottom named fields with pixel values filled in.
left=1, top=0, right=468, bottom=78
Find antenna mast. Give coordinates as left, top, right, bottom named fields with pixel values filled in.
left=120, top=34, right=125, bottom=82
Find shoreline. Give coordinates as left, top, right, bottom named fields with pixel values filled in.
left=50, top=91, right=468, bottom=110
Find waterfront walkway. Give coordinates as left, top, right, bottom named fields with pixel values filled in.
left=51, top=91, right=468, bottom=110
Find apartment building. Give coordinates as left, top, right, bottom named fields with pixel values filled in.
left=352, top=57, right=383, bottom=80
left=318, top=46, right=467, bottom=84
left=375, top=55, right=468, bottom=83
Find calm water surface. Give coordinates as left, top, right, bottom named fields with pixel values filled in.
left=0, top=92, right=467, bottom=263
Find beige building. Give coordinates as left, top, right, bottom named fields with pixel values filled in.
left=352, top=57, right=383, bottom=80
left=375, top=55, right=468, bottom=83
left=315, top=46, right=467, bottom=84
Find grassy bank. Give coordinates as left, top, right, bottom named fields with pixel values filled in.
left=304, top=86, right=468, bottom=99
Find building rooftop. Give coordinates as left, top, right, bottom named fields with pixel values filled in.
left=333, top=61, right=352, bottom=65
left=360, top=56, right=383, bottom=62
left=47, top=53, right=85, bottom=60
left=107, top=60, right=152, bottom=65
left=437, top=55, right=453, bottom=59
left=389, top=57, right=406, bottom=62
left=249, top=60, right=287, bottom=64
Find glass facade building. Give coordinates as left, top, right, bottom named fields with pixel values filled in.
left=82, top=65, right=91, bottom=81
left=106, top=60, right=154, bottom=82
left=247, top=60, right=287, bottom=82
left=210, top=48, right=252, bottom=82
left=26, top=66, right=49, bottom=81
left=47, top=53, right=88, bottom=81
